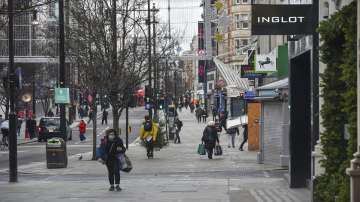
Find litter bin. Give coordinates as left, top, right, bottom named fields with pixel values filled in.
left=46, top=138, right=68, bottom=169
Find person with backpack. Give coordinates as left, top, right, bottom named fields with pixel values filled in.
left=226, top=126, right=239, bottom=148
left=139, top=116, right=158, bottom=158
left=79, top=120, right=87, bottom=141
left=201, top=121, right=220, bottom=159
left=174, top=118, right=183, bottom=144
left=104, top=129, right=126, bottom=191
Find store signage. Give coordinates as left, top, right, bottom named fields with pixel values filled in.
left=55, top=88, right=70, bottom=104
left=252, top=4, right=314, bottom=35
left=255, top=49, right=277, bottom=72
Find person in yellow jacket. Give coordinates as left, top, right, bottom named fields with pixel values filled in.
left=139, top=115, right=159, bottom=159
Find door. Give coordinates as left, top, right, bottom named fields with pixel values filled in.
left=247, top=102, right=261, bottom=151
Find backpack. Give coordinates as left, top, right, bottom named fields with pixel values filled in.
left=144, top=121, right=153, bottom=132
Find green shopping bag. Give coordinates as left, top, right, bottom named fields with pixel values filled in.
left=197, top=143, right=206, bottom=155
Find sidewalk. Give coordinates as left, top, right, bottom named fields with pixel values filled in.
left=0, top=109, right=310, bottom=202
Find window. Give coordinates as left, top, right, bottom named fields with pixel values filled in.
left=235, top=38, right=250, bottom=54
left=235, top=0, right=248, bottom=4
left=209, top=83, right=213, bottom=90
left=234, top=14, right=249, bottom=29
left=235, top=14, right=241, bottom=29
left=241, top=39, right=249, bottom=46
left=235, top=39, right=241, bottom=49
left=49, top=2, right=56, bottom=18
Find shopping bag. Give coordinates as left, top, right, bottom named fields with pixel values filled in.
left=96, top=146, right=106, bottom=161
left=119, top=154, right=133, bottom=173
left=197, top=144, right=206, bottom=155
left=214, top=144, right=222, bottom=156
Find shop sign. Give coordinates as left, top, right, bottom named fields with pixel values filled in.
left=255, top=49, right=277, bottom=72
left=252, top=4, right=314, bottom=35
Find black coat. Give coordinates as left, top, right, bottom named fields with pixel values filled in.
left=201, top=126, right=219, bottom=148
left=105, top=137, right=126, bottom=162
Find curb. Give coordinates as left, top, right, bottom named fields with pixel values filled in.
left=17, top=139, right=37, bottom=145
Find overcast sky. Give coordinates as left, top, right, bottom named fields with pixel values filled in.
left=154, top=0, right=202, bottom=52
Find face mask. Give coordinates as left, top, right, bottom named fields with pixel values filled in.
left=108, top=134, right=115, bottom=141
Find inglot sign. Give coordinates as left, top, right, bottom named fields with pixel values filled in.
left=251, top=4, right=314, bottom=35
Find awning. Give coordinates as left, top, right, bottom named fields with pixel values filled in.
left=213, top=58, right=250, bottom=97
left=257, top=78, right=288, bottom=90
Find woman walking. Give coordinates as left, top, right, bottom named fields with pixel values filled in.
left=104, top=129, right=126, bottom=191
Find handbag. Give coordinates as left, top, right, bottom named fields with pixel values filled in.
left=214, top=144, right=222, bottom=156
left=118, top=154, right=133, bottom=173
left=197, top=143, right=206, bottom=155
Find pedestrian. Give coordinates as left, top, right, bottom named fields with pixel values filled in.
left=16, top=118, right=22, bottom=137
left=212, top=106, right=217, bottom=121
left=195, top=107, right=202, bottom=123
left=201, top=121, right=220, bottom=159
left=139, top=115, right=158, bottom=159
left=226, top=127, right=239, bottom=148
left=239, top=124, right=248, bottom=151
left=26, top=115, right=37, bottom=139
left=202, top=108, right=208, bottom=123
left=174, top=118, right=183, bottom=144
left=47, top=109, right=54, bottom=117
left=190, top=104, right=195, bottom=113
left=219, top=112, right=227, bottom=131
left=78, top=106, right=83, bottom=119
left=79, top=120, right=87, bottom=141
left=1, top=119, right=9, bottom=146
left=104, top=129, right=126, bottom=191
left=0, top=115, right=3, bottom=125
left=88, top=109, right=93, bottom=124
left=102, top=109, right=108, bottom=125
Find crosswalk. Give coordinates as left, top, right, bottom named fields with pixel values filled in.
left=248, top=188, right=309, bottom=202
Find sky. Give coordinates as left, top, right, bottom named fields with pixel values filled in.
left=154, top=0, right=202, bottom=52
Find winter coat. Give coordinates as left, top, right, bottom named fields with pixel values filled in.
left=79, top=121, right=86, bottom=134
left=105, top=136, right=126, bottom=162
left=201, top=126, right=219, bottom=148
left=139, top=121, right=159, bottom=142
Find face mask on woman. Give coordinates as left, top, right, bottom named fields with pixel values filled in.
left=108, top=134, right=115, bottom=141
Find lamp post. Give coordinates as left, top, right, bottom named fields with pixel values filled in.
left=147, top=0, right=152, bottom=119
left=58, top=0, right=66, bottom=140
left=7, top=0, right=18, bottom=183
left=347, top=3, right=360, bottom=201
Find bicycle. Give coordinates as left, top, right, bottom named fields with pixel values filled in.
left=0, top=136, right=8, bottom=151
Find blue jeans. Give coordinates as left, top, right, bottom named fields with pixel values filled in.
left=79, top=133, right=86, bottom=141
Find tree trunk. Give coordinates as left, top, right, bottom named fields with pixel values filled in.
left=112, top=106, right=120, bottom=133
left=92, top=94, right=97, bottom=160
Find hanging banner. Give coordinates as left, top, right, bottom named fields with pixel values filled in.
left=241, top=50, right=267, bottom=78
left=198, top=22, right=205, bottom=54
left=251, top=4, right=314, bottom=35
left=198, top=60, right=206, bottom=83
left=255, top=49, right=277, bottom=72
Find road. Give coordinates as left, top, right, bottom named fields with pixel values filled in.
left=0, top=107, right=147, bottom=171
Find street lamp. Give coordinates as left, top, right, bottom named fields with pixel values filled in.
left=7, top=0, right=18, bottom=183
